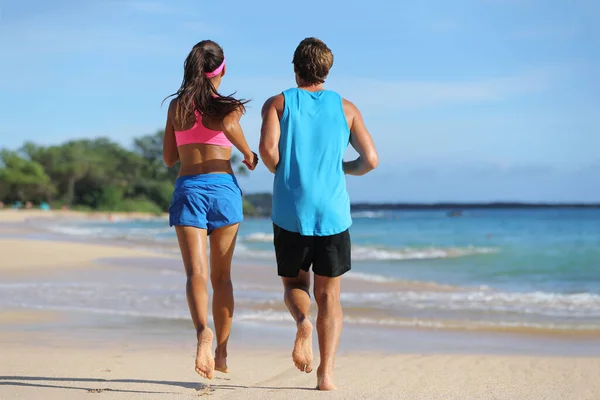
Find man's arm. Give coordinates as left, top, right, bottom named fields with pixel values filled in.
left=259, top=95, right=283, bottom=174
left=342, top=99, right=378, bottom=176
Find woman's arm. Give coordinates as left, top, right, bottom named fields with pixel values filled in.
left=163, top=99, right=180, bottom=167
left=221, top=108, right=258, bottom=170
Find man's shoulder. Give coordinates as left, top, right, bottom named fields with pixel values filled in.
left=341, top=97, right=359, bottom=119
left=262, top=93, right=285, bottom=115
left=341, top=97, right=356, bottom=108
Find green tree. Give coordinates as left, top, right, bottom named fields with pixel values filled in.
left=0, top=131, right=264, bottom=215
left=0, top=150, right=56, bottom=203
left=23, top=141, right=94, bottom=206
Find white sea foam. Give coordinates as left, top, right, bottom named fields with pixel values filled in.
left=351, top=211, right=386, bottom=219
left=43, top=223, right=171, bottom=242
left=351, top=245, right=497, bottom=261
left=235, top=242, right=497, bottom=261
left=345, top=272, right=398, bottom=283
left=43, top=221, right=497, bottom=262
left=340, top=290, right=600, bottom=317
left=213, top=310, right=600, bottom=331
left=46, top=225, right=104, bottom=237
left=340, top=316, right=600, bottom=331
left=244, top=232, right=274, bottom=243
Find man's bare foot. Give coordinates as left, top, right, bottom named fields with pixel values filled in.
left=214, top=347, right=228, bottom=373
left=195, top=329, right=215, bottom=379
left=292, top=319, right=313, bottom=373
left=316, top=366, right=336, bottom=390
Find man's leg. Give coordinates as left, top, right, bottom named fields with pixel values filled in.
left=313, top=274, right=342, bottom=390
left=311, top=229, right=350, bottom=390
left=282, top=270, right=313, bottom=373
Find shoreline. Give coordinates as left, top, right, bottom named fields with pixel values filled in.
left=3, top=306, right=600, bottom=358
left=1, top=210, right=599, bottom=340
left=2, top=211, right=600, bottom=398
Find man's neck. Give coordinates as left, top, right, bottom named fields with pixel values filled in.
left=297, top=82, right=324, bottom=92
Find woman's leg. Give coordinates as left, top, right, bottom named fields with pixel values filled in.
left=208, top=223, right=240, bottom=373
left=175, top=226, right=214, bottom=379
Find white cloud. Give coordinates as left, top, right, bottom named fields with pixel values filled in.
left=222, top=69, right=553, bottom=115
left=329, top=71, right=552, bottom=111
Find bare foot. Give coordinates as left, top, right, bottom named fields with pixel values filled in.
left=214, top=347, right=228, bottom=373
left=292, top=319, right=313, bottom=373
left=195, top=329, right=215, bottom=379
left=316, top=366, right=337, bottom=391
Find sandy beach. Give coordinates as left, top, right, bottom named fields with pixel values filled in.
left=1, top=210, right=600, bottom=399
left=3, top=327, right=599, bottom=400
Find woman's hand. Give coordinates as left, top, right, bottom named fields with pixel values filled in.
left=243, top=151, right=259, bottom=171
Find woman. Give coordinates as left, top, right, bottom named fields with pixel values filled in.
left=163, top=40, right=258, bottom=379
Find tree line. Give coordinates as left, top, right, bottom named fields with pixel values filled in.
left=0, top=131, right=255, bottom=215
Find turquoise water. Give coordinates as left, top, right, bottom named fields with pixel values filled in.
left=19, top=208, right=600, bottom=331
left=237, top=209, right=600, bottom=295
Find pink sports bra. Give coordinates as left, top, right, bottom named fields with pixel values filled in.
left=174, top=111, right=232, bottom=148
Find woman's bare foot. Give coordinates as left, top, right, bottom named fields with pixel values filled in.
left=316, top=366, right=336, bottom=390
left=214, top=347, right=228, bottom=373
left=195, top=329, right=215, bottom=379
left=292, top=319, right=313, bottom=373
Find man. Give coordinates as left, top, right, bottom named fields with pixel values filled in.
left=259, top=37, right=378, bottom=390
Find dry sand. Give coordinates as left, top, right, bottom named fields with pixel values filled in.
left=0, top=238, right=175, bottom=274
left=0, top=209, right=171, bottom=274
left=2, top=328, right=599, bottom=400
left=1, top=211, right=600, bottom=399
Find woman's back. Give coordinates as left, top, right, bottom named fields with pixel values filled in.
left=169, top=99, right=234, bottom=177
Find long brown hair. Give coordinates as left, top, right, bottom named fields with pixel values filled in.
left=164, top=40, right=249, bottom=124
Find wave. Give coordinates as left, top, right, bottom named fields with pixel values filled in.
left=340, top=290, right=600, bottom=317
left=244, top=233, right=274, bottom=243
left=226, top=310, right=600, bottom=331
left=345, top=272, right=398, bottom=283
left=45, top=225, right=105, bottom=237
left=237, top=239, right=498, bottom=261
left=43, top=223, right=172, bottom=242
left=352, top=245, right=496, bottom=261
left=5, top=287, right=599, bottom=332
left=341, top=316, right=600, bottom=332
left=9, top=302, right=600, bottom=331
left=42, top=221, right=497, bottom=263
left=233, top=244, right=497, bottom=262
left=351, top=211, right=386, bottom=219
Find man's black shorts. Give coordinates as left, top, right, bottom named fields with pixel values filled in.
left=273, top=224, right=351, bottom=278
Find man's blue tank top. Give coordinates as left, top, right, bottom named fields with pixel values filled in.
left=272, top=88, right=352, bottom=236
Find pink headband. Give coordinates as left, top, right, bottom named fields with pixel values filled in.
left=205, top=58, right=226, bottom=78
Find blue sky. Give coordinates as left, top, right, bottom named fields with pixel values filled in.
left=1, top=0, right=598, bottom=202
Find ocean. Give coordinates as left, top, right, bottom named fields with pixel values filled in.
left=4, top=208, right=600, bottom=334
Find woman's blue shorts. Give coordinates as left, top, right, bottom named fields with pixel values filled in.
left=169, top=174, right=243, bottom=234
